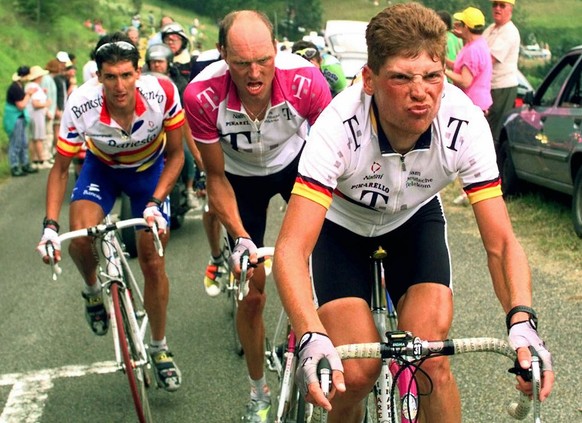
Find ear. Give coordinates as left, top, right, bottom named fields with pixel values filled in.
left=362, top=65, right=375, bottom=95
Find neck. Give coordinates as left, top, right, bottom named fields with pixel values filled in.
left=240, top=97, right=270, bottom=122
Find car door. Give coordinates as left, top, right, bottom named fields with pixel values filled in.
left=540, top=52, right=582, bottom=192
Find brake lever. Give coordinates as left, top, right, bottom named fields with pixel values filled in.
left=238, top=250, right=250, bottom=301
left=46, top=242, right=62, bottom=281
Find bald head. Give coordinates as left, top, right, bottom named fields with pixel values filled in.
left=218, top=10, right=275, bottom=50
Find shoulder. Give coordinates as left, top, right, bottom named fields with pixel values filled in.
left=273, top=53, right=330, bottom=95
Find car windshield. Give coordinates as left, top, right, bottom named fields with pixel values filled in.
left=328, top=34, right=367, bottom=54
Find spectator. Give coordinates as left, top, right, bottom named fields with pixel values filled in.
left=483, top=0, right=520, bottom=150
left=148, top=15, right=174, bottom=47
left=82, top=50, right=98, bottom=83
left=3, top=66, right=38, bottom=177
left=437, top=10, right=463, bottom=62
left=126, top=26, right=140, bottom=47
left=52, top=58, right=68, bottom=151
left=41, top=61, right=58, bottom=163
left=292, top=40, right=348, bottom=97
left=25, top=65, right=51, bottom=170
left=445, top=7, right=492, bottom=112
left=445, top=7, right=493, bottom=206
left=161, top=23, right=193, bottom=80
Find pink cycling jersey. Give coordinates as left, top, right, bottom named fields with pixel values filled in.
left=183, top=53, right=331, bottom=176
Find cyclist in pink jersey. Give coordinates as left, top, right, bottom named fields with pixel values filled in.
left=37, top=32, right=184, bottom=392
left=183, top=10, right=331, bottom=422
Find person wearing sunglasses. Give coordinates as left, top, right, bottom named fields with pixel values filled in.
left=273, top=3, right=553, bottom=422
left=483, top=0, right=520, bottom=151
left=292, top=40, right=348, bottom=97
left=37, top=32, right=185, bottom=393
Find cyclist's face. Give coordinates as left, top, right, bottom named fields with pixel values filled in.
left=222, top=17, right=276, bottom=104
left=363, top=51, right=444, bottom=142
left=98, top=61, right=140, bottom=111
left=149, top=59, right=168, bottom=75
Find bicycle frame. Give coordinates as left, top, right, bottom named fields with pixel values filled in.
left=370, top=247, right=419, bottom=423
left=49, top=216, right=159, bottom=423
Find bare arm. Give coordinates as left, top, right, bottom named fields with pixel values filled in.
left=45, top=152, right=74, bottom=223
left=196, top=141, right=246, bottom=239
left=472, top=196, right=531, bottom=313
left=182, top=120, right=204, bottom=170
left=273, top=195, right=328, bottom=338
left=151, top=126, right=184, bottom=201
left=445, top=65, right=474, bottom=90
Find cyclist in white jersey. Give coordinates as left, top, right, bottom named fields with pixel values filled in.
left=37, top=33, right=185, bottom=392
left=273, top=4, right=554, bottom=422
left=183, top=10, right=331, bottom=422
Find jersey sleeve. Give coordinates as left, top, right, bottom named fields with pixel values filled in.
left=292, top=105, right=348, bottom=209
left=158, top=77, right=185, bottom=132
left=455, top=108, right=502, bottom=203
left=183, top=77, right=224, bottom=143
left=56, top=93, right=85, bottom=157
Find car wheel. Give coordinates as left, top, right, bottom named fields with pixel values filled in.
left=572, top=167, right=582, bottom=238
left=499, top=142, right=521, bottom=196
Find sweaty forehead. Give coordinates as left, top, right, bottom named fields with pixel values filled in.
left=226, top=16, right=274, bottom=57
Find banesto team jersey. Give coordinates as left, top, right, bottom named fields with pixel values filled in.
left=293, top=82, right=502, bottom=237
left=183, top=53, right=331, bottom=177
left=57, top=74, right=185, bottom=172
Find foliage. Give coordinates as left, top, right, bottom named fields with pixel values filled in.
left=14, top=0, right=98, bottom=24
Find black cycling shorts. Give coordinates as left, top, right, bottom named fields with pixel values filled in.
left=311, top=196, right=452, bottom=308
left=225, top=152, right=301, bottom=248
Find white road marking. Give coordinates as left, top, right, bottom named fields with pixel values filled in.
left=0, top=361, right=118, bottom=423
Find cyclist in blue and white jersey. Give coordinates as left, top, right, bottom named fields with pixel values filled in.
left=183, top=10, right=331, bottom=422
left=37, top=32, right=184, bottom=392
left=273, top=4, right=554, bottom=422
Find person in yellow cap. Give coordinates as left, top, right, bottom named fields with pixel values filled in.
left=445, top=7, right=492, bottom=112
left=483, top=0, right=520, bottom=151
left=445, top=6, right=493, bottom=206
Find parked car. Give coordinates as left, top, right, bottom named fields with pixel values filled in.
left=499, top=45, right=582, bottom=237
left=323, top=20, right=368, bottom=80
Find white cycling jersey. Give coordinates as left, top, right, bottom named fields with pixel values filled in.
left=293, top=81, right=502, bottom=237
left=183, top=53, right=331, bottom=176
left=57, top=74, right=184, bottom=171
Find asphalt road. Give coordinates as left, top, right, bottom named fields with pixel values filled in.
left=0, top=168, right=578, bottom=422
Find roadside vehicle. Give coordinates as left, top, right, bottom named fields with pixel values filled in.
left=323, top=20, right=367, bottom=80
left=498, top=45, right=582, bottom=237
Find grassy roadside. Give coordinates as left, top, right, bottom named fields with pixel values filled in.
left=441, top=183, right=581, bottom=289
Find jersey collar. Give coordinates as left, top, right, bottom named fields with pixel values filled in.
left=100, top=86, right=146, bottom=124
left=371, top=97, right=432, bottom=155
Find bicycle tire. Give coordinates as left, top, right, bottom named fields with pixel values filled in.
left=111, top=282, right=153, bottom=423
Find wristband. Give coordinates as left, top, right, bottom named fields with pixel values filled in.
left=148, top=196, right=163, bottom=207
left=43, top=217, right=60, bottom=233
left=506, top=305, right=538, bottom=332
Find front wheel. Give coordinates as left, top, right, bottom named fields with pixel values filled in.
left=111, top=283, right=153, bottom=423
left=572, top=167, right=582, bottom=238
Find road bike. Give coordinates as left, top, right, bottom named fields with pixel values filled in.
left=266, top=246, right=417, bottom=423
left=47, top=216, right=163, bottom=423
left=268, top=246, right=542, bottom=423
